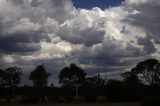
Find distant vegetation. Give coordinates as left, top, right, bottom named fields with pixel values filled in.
left=0, top=59, right=160, bottom=106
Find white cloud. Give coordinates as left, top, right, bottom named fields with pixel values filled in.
left=8, top=18, right=41, bottom=34
left=2, top=55, right=14, bottom=63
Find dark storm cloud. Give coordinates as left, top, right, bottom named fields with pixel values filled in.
left=0, top=41, right=40, bottom=54
left=0, top=27, right=50, bottom=54
left=70, top=38, right=144, bottom=75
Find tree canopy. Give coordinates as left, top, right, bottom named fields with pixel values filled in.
left=132, top=59, right=160, bottom=85
left=59, top=64, right=86, bottom=86
left=85, top=74, right=105, bottom=88
left=29, top=64, right=51, bottom=87
left=122, top=59, right=160, bottom=85
left=3, top=66, right=22, bottom=87
left=121, top=70, right=141, bottom=86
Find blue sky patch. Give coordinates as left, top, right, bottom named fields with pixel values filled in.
left=72, top=0, right=124, bottom=9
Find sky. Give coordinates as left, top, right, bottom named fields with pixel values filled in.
left=72, top=0, right=124, bottom=9
left=0, top=0, right=160, bottom=86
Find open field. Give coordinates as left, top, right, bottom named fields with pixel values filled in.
left=0, top=102, right=140, bottom=106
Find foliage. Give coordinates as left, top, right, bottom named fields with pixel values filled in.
left=59, top=64, right=86, bottom=86
left=80, top=75, right=105, bottom=102
left=3, top=66, right=22, bottom=87
left=29, top=64, right=51, bottom=87
left=81, top=74, right=105, bottom=101
left=85, top=74, right=105, bottom=88
left=121, top=71, right=142, bottom=87
left=132, top=59, right=160, bottom=85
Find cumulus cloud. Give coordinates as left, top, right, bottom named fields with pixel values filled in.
left=58, top=26, right=105, bottom=46
left=8, top=18, right=41, bottom=33
left=137, top=36, right=157, bottom=54
left=124, top=0, right=160, bottom=44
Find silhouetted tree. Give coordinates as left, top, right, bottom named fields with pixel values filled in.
left=1, top=66, right=22, bottom=99
left=121, top=70, right=141, bottom=86
left=3, top=66, right=22, bottom=87
left=82, top=75, right=105, bottom=102
left=132, top=59, right=160, bottom=85
left=59, top=64, right=86, bottom=100
left=121, top=70, right=142, bottom=101
left=59, top=64, right=86, bottom=86
left=85, top=74, right=105, bottom=88
left=29, top=64, right=51, bottom=87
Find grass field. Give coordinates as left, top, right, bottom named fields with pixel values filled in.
left=0, top=102, right=140, bottom=106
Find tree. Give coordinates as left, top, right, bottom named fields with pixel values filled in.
left=29, top=64, right=51, bottom=87
left=85, top=74, right=105, bottom=88
left=3, top=66, right=22, bottom=87
left=132, top=59, right=160, bottom=85
left=59, top=64, right=86, bottom=86
left=83, top=75, right=105, bottom=101
left=121, top=70, right=141, bottom=86
left=59, top=64, right=86, bottom=99
left=2, top=66, right=22, bottom=98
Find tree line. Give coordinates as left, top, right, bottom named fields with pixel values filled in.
left=0, top=58, right=160, bottom=105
